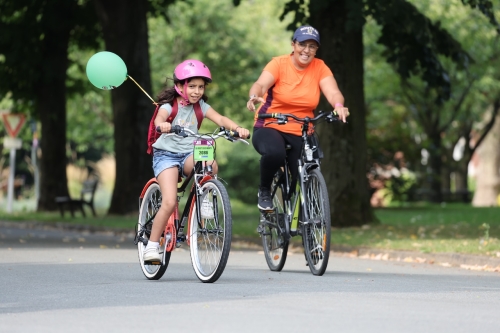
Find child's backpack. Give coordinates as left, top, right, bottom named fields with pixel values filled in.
left=147, top=99, right=204, bottom=155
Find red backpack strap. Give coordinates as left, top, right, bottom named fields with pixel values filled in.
left=147, top=103, right=161, bottom=155
left=168, top=99, right=203, bottom=129
left=193, top=102, right=203, bottom=130
left=166, top=98, right=179, bottom=124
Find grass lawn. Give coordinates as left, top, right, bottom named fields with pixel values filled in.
left=1, top=200, right=499, bottom=257
left=333, top=203, right=500, bottom=257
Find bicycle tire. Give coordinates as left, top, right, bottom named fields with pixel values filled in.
left=261, top=176, right=288, bottom=271
left=189, top=179, right=232, bottom=283
left=301, top=168, right=331, bottom=276
left=137, top=182, right=171, bottom=280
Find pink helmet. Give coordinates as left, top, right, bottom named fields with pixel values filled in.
left=174, top=59, right=212, bottom=83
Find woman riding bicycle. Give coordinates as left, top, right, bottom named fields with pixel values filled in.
left=246, top=25, right=349, bottom=210
left=144, top=59, right=250, bottom=262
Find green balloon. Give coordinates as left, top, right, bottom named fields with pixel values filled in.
left=86, top=51, right=127, bottom=90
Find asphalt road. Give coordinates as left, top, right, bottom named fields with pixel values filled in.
left=1, top=224, right=499, bottom=333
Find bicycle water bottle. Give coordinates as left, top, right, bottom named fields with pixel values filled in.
left=305, top=143, right=313, bottom=161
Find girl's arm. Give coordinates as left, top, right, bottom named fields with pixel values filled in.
left=155, top=108, right=172, bottom=133
left=206, top=108, right=250, bottom=138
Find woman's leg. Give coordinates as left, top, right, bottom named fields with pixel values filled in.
left=281, top=132, right=303, bottom=190
left=252, top=128, right=287, bottom=209
left=252, top=127, right=287, bottom=188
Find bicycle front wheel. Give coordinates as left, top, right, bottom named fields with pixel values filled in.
left=261, top=177, right=288, bottom=271
left=189, top=179, right=232, bottom=283
left=137, top=182, right=171, bottom=280
left=301, top=168, right=331, bottom=276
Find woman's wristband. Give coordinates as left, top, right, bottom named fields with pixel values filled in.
left=334, top=103, right=343, bottom=108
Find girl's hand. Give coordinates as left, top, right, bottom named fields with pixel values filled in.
left=157, top=122, right=172, bottom=133
left=236, top=127, right=250, bottom=139
left=246, top=96, right=265, bottom=112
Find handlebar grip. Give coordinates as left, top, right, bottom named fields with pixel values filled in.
left=257, top=113, right=279, bottom=119
left=156, top=125, right=184, bottom=133
left=171, top=125, right=183, bottom=134
left=229, top=130, right=251, bottom=140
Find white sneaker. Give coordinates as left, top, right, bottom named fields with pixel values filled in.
left=200, top=197, right=214, bottom=219
left=143, top=246, right=161, bottom=262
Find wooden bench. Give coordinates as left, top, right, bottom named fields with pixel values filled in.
left=55, top=178, right=98, bottom=217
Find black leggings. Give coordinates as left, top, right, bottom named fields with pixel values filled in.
left=252, top=127, right=302, bottom=189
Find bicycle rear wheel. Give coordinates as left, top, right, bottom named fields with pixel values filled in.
left=137, top=182, right=171, bottom=280
left=260, top=177, right=288, bottom=271
left=189, top=179, right=232, bottom=283
left=301, top=168, right=331, bottom=276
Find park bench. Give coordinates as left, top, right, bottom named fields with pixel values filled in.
left=55, top=178, right=98, bottom=217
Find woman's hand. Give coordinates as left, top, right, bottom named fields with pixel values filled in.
left=246, top=96, right=265, bottom=112
left=157, top=122, right=172, bottom=133
left=236, top=127, right=250, bottom=139
left=334, top=106, right=350, bottom=123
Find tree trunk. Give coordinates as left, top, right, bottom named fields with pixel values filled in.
left=94, top=0, right=154, bottom=214
left=36, top=1, right=75, bottom=210
left=472, top=113, right=500, bottom=206
left=427, top=132, right=443, bottom=202
left=310, top=0, right=376, bottom=227
left=441, top=152, right=451, bottom=201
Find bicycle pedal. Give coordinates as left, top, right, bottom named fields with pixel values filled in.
left=144, top=260, right=161, bottom=265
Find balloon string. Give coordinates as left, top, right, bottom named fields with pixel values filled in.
left=127, top=75, right=158, bottom=105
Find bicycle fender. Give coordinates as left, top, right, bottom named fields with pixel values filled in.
left=139, top=178, right=158, bottom=199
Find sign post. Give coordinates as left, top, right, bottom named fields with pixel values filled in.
left=1, top=113, right=26, bottom=213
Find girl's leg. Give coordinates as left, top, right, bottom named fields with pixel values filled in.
left=149, top=167, right=179, bottom=242
left=182, top=155, right=219, bottom=176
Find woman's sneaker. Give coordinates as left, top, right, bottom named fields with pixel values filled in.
left=258, top=186, right=273, bottom=210
left=143, top=246, right=161, bottom=262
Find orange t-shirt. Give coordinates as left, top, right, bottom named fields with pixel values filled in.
left=253, top=55, right=333, bottom=135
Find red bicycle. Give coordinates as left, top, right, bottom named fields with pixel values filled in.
left=134, top=126, right=249, bottom=283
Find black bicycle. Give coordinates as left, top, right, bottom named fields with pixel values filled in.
left=257, top=111, right=340, bottom=276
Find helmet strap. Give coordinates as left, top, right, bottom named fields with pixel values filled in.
left=174, top=82, right=191, bottom=106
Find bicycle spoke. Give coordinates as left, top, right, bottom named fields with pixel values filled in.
left=302, top=169, right=331, bottom=275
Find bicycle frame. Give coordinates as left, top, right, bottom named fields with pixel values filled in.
left=137, top=160, right=216, bottom=250
left=271, top=145, right=320, bottom=239
left=137, top=126, right=248, bottom=252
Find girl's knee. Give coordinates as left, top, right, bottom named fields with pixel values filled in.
left=160, top=198, right=176, bottom=212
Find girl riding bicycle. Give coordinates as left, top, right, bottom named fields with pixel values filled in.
left=144, top=59, right=250, bottom=262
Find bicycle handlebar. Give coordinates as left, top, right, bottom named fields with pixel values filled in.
left=156, top=125, right=250, bottom=143
left=257, top=110, right=342, bottom=124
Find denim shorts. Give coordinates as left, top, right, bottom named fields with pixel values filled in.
left=152, top=149, right=193, bottom=178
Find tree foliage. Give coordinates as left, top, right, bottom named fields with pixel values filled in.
left=0, top=0, right=100, bottom=210
left=148, top=0, right=293, bottom=203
